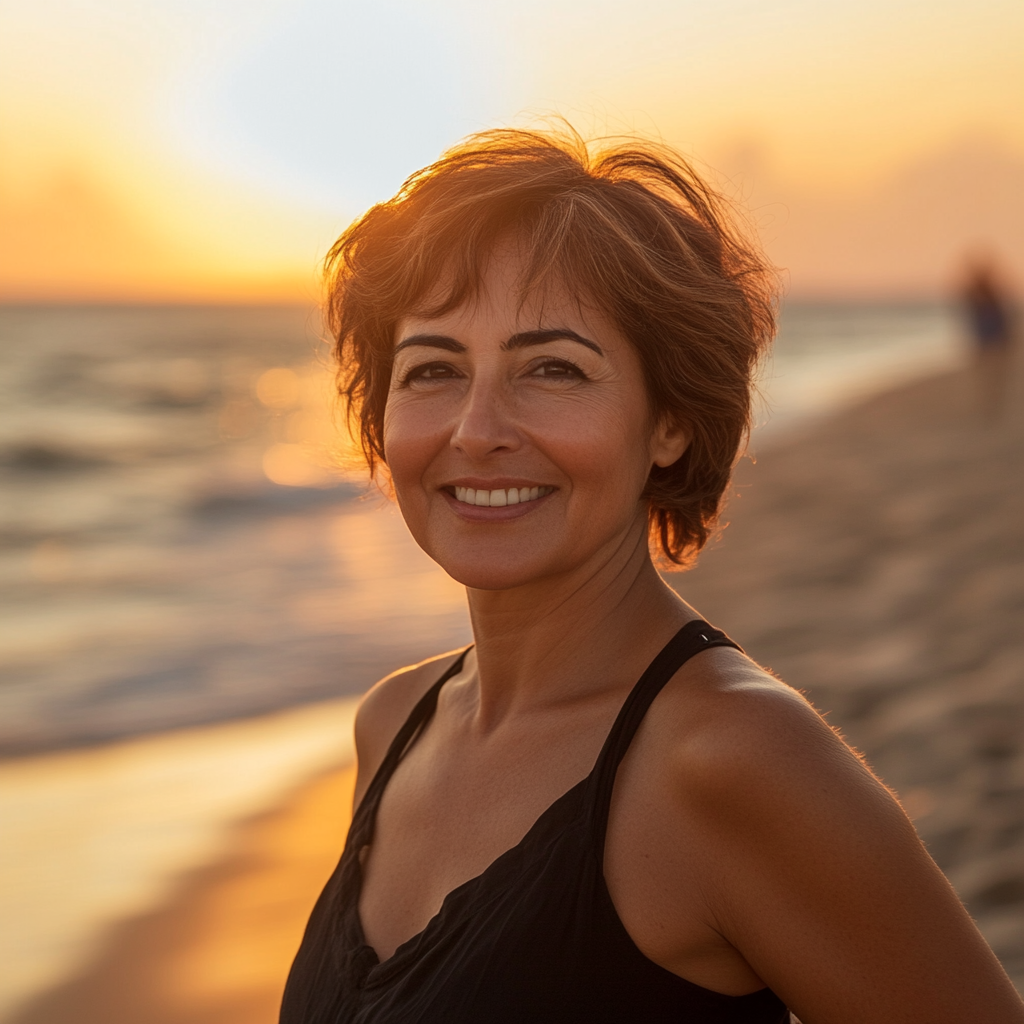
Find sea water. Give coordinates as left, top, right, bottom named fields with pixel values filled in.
left=0, top=302, right=963, bottom=755
left=0, top=301, right=965, bottom=1020
left=0, top=305, right=471, bottom=756
left=760, top=302, right=962, bottom=436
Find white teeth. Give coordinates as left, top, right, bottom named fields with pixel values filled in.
left=452, top=485, right=551, bottom=507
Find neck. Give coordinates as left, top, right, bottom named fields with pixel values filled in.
left=463, top=521, right=694, bottom=725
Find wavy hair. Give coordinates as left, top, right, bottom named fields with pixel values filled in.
left=323, top=127, right=777, bottom=565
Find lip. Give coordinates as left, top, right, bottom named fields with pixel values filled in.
left=440, top=485, right=555, bottom=522
left=444, top=479, right=551, bottom=490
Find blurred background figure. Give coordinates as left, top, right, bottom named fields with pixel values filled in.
left=962, top=254, right=1017, bottom=420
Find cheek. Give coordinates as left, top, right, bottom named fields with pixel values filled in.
left=381, top=395, right=442, bottom=485
left=542, top=399, right=654, bottom=495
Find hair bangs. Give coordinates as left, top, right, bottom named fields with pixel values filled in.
left=323, top=126, right=777, bottom=565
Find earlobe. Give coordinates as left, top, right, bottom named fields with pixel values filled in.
left=651, top=419, right=691, bottom=468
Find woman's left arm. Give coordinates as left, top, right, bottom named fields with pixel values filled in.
left=681, top=682, right=1024, bottom=1024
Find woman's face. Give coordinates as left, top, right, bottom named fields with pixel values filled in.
left=383, top=250, right=688, bottom=591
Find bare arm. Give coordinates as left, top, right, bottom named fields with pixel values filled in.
left=678, top=683, right=1023, bottom=1023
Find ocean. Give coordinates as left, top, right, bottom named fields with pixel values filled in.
left=0, top=300, right=968, bottom=1020
left=0, top=301, right=963, bottom=755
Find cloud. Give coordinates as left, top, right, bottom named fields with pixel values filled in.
left=730, top=136, right=1024, bottom=297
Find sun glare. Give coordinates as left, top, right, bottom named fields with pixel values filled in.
left=1, top=0, right=1022, bottom=299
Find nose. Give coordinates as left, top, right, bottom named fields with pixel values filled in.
left=449, top=374, right=521, bottom=460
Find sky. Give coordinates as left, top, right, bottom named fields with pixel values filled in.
left=1, top=0, right=1022, bottom=301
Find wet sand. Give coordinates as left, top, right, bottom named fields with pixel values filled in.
left=0, top=699, right=359, bottom=1023
left=9, top=359, right=1023, bottom=1021
left=9, top=765, right=355, bottom=1024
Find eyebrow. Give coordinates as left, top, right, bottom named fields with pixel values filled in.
left=506, top=329, right=604, bottom=356
left=393, top=328, right=604, bottom=357
left=393, top=334, right=464, bottom=355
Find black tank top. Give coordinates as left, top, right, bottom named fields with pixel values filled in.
left=281, top=620, right=790, bottom=1024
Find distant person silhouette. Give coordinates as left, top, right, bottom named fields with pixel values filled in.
left=962, top=257, right=1016, bottom=420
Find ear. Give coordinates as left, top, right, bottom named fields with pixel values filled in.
left=650, top=417, right=691, bottom=468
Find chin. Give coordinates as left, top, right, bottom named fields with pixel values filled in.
left=420, top=534, right=567, bottom=592
left=435, top=556, right=552, bottom=593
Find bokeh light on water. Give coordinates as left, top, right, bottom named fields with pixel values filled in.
left=0, top=299, right=976, bottom=1021
left=0, top=304, right=471, bottom=756
left=0, top=300, right=965, bottom=754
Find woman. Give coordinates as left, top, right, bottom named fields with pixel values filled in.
left=281, top=129, right=1023, bottom=1023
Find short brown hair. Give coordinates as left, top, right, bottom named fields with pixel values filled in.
left=324, top=127, right=777, bottom=565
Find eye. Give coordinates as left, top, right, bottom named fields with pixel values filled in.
left=398, top=361, right=461, bottom=385
left=528, top=358, right=587, bottom=380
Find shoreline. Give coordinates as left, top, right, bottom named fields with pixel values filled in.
left=0, top=699, right=358, bottom=1023
left=8, top=763, right=357, bottom=1024
left=2, top=300, right=956, bottom=759
left=4, top=355, right=1022, bottom=1021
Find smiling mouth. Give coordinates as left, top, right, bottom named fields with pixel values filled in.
left=452, top=485, right=554, bottom=508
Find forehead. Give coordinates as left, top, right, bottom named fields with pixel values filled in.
left=396, top=247, right=618, bottom=343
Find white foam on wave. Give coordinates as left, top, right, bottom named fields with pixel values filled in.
left=753, top=302, right=966, bottom=444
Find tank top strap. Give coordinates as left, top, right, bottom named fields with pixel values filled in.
left=584, top=619, right=742, bottom=853
left=356, top=648, right=472, bottom=823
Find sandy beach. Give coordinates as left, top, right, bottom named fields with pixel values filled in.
left=0, top=699, right=360, bottom=1023
left=9, top=763, right=355, bottom=1024
left=6, top=355, right=1023, bottom=1021
left=685, top=358, right=1024, bottom=989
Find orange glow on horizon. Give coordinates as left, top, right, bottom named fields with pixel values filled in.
left=0, top=155, right=321, bottom=304
left=6, top=133, right=1021, bottom=303
left=2, top=0, right=1022, bottom=302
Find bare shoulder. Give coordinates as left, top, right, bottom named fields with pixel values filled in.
left=656, top=646, right=906, bottom=841
left=641, top=647, right=1023, bottom=1020
left=352, top=648, right=468, bottom=808
left=657, top=646, right=869, bottom=770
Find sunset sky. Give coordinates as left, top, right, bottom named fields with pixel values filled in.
left=1, top=0, right=1022, bottom=301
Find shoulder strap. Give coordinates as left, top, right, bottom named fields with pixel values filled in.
left=585, top=619, right=742, bottom=853
left=355, top=649, right=471, bottom=826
